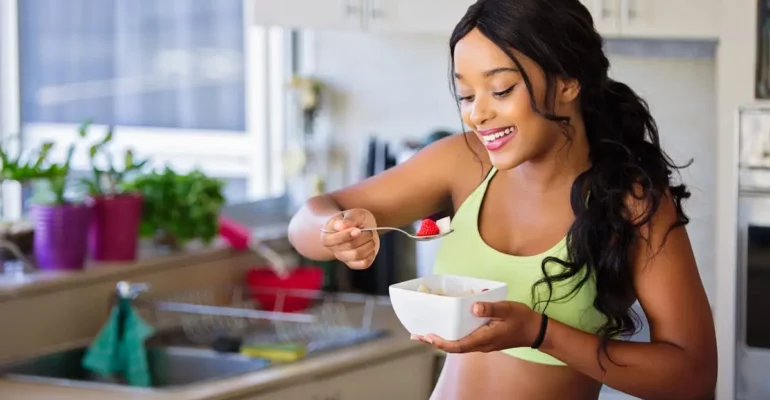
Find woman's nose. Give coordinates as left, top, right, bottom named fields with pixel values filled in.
left=469, top=97, right=495, bottom=127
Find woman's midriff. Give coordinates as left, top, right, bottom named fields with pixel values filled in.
left=430, top=352, right=603, bottom=400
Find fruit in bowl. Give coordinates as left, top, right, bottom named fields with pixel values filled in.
left=389, top=274, right=508, bottom=341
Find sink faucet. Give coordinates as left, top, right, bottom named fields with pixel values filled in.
left=0, top=238, right=36, bottom=281
left=116, top=281, right=150, bottom=299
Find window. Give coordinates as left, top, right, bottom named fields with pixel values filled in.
left=0, top=0, right=298, bottom=219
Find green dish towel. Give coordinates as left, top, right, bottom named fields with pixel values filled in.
left=82, top=297, right=155, bottom=387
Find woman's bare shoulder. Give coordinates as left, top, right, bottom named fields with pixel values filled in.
left=326, top=131, right=488, bottom=227
left=436, top=131, right=491, bottom=174
left=435, top=131, right=493, bottom=207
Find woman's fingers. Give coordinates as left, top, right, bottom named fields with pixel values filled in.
left=321, top=227, right=360, bottom=247
left=334, top=239, right=376, bottom=263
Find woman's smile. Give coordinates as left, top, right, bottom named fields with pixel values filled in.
left=478, top=125, right=517, bottom=151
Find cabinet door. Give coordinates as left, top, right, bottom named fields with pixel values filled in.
left=232, top=381, right=318, bottom=400
left=313, top=351, right=435, bottom=400
left=365, top=0, right=474, bottom=35
left=580, top=0, right=622, bottom=37
left=251, top=0, right=363, bottom=30
left=617, top=0, right=718, bottom=39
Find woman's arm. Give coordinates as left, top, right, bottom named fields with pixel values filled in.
left=538, top=194, right=717, bottom=399
left=288, top=134, right=474, bottom=261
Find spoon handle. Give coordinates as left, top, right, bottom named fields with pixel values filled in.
left=320, top=226, right=408, bottom=235
left=359, top=227, right=408, bottom=235
left=319, top=226, right=451, bottom=241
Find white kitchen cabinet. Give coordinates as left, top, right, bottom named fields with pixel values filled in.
left=243, top=381, right=318, bottom=400
left=616, top=0, right=718, bottom=39
left=251, top=0, right=718, bottom=39
left=250, top=0, right=473, bottom=35
left=250, top=0, right=364, bottom=31
left=581, top=0, right=718, bottom=39
left=232, top=349, right=434, bottom=400
left=312, top=351, right=434, bottom=400
left=581, top=0, right=622, bottom=36
left=365, top=0, right=474, bottom=35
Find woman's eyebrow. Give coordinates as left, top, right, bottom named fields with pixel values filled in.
left=454, top=67, right=520, bottom=80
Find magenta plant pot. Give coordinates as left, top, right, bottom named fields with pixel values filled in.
left=88, top=193, right=143, bottom=262
left=31, top=203, right=92, bottom=271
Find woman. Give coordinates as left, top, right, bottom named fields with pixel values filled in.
left=288, top=0, right=717, bottom=398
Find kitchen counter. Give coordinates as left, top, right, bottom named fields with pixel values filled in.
left=0, top=243, right=233, bottom=301
left=0, top=304, right=433, bottom=400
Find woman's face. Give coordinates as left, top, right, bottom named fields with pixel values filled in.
left=453, top=28, right=580, bottom=171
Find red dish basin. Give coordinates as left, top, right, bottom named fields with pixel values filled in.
left=245, top=266, right=324, bottom=313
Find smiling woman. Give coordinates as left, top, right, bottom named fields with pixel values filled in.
left=288, top=0, right=717, bottom=399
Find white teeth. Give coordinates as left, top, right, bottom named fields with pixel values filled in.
left=482, top=127, right=515, bottom=142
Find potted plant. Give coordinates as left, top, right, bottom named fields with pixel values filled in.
left=122, top=167, right=225, bottom=251
left=28, top=143, right=92, bottom=271
left=78, top=121, right=148, bottom=262
left=0, top=137, right=61, bottom=263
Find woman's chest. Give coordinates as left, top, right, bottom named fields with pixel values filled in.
left=470, top=181, right=575, bottom=258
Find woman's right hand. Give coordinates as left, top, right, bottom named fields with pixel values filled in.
left=321, top=208, right=380, bottom=270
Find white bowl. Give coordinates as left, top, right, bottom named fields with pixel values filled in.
left=388, top=274, right=508, bottom=341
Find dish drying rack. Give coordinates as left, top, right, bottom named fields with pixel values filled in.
left=119, top=282, right=393, bottom=354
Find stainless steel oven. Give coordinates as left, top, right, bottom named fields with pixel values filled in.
left=736, top=106, right=770, bottom=399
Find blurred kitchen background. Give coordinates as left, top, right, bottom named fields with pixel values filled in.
left=0, top=0, right=764, bottom=399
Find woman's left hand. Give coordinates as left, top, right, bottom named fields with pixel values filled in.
left=412, top=301, right=542, bottom=353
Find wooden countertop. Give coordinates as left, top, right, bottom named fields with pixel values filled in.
left=0, top=304, right=430, bottom=400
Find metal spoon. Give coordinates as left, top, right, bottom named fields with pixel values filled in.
left=320, top=227, right=454, bottom=242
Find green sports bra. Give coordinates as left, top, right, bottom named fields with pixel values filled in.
left=431, top=167, right=606, bottom=366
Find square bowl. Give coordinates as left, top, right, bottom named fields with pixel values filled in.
left=388, top=274, right=508, bottom=341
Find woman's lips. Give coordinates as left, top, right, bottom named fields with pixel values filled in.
left=479, top=126, right=516, bottom=151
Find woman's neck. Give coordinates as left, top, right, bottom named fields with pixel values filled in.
left=504, top=126, right=591, bottom=194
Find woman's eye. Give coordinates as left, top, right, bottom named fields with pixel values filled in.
left=455, top=84, right=515, bottom=103
left=493, top=84, right=517, bottom=98
left=456, top=94, right=474, bottom=103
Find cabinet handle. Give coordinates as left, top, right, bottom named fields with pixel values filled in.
left=369, top=1, right=384, bottom=19
left=342, top=0, right=359, bottom=16
left=597, top=0, right=611, bottom=20
left=620, top=0, right=636, bottom=23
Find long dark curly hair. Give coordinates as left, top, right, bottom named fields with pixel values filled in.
left=449, top=0, right=691, bottom=367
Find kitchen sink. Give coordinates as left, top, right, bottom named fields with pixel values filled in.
left=0, top=327, right=389, bottom=393
left=0, top=345, right=270, bottom=392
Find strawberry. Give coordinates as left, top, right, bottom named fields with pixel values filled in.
left=416, top=219, right=440, bottom=237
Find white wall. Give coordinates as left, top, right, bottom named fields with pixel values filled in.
left=715, top=0, right=758, bottom=397
left=609, top=55, right=717, bottom=304
left=314, top=31, right=461, bottom=184
left=311, top=30, right=717, bottom=306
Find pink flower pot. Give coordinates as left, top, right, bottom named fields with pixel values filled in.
left=87, top=193, right=143, bottom=262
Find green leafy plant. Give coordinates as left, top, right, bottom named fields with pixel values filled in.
left=0, top=136, right=62, bottom=183
left=0, top=136, right=66, bottom=260
left=28, top=142, right=77, bottom=206
left=25, top=120, right=99, bottom=206
left=77, top=120, right=149, bottom=196
left=122, top=167, right=225, bottom=248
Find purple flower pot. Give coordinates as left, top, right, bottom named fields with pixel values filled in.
left=31, top=203, right=92, bottom=271
left=88, top=193, right=143, bottom=262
